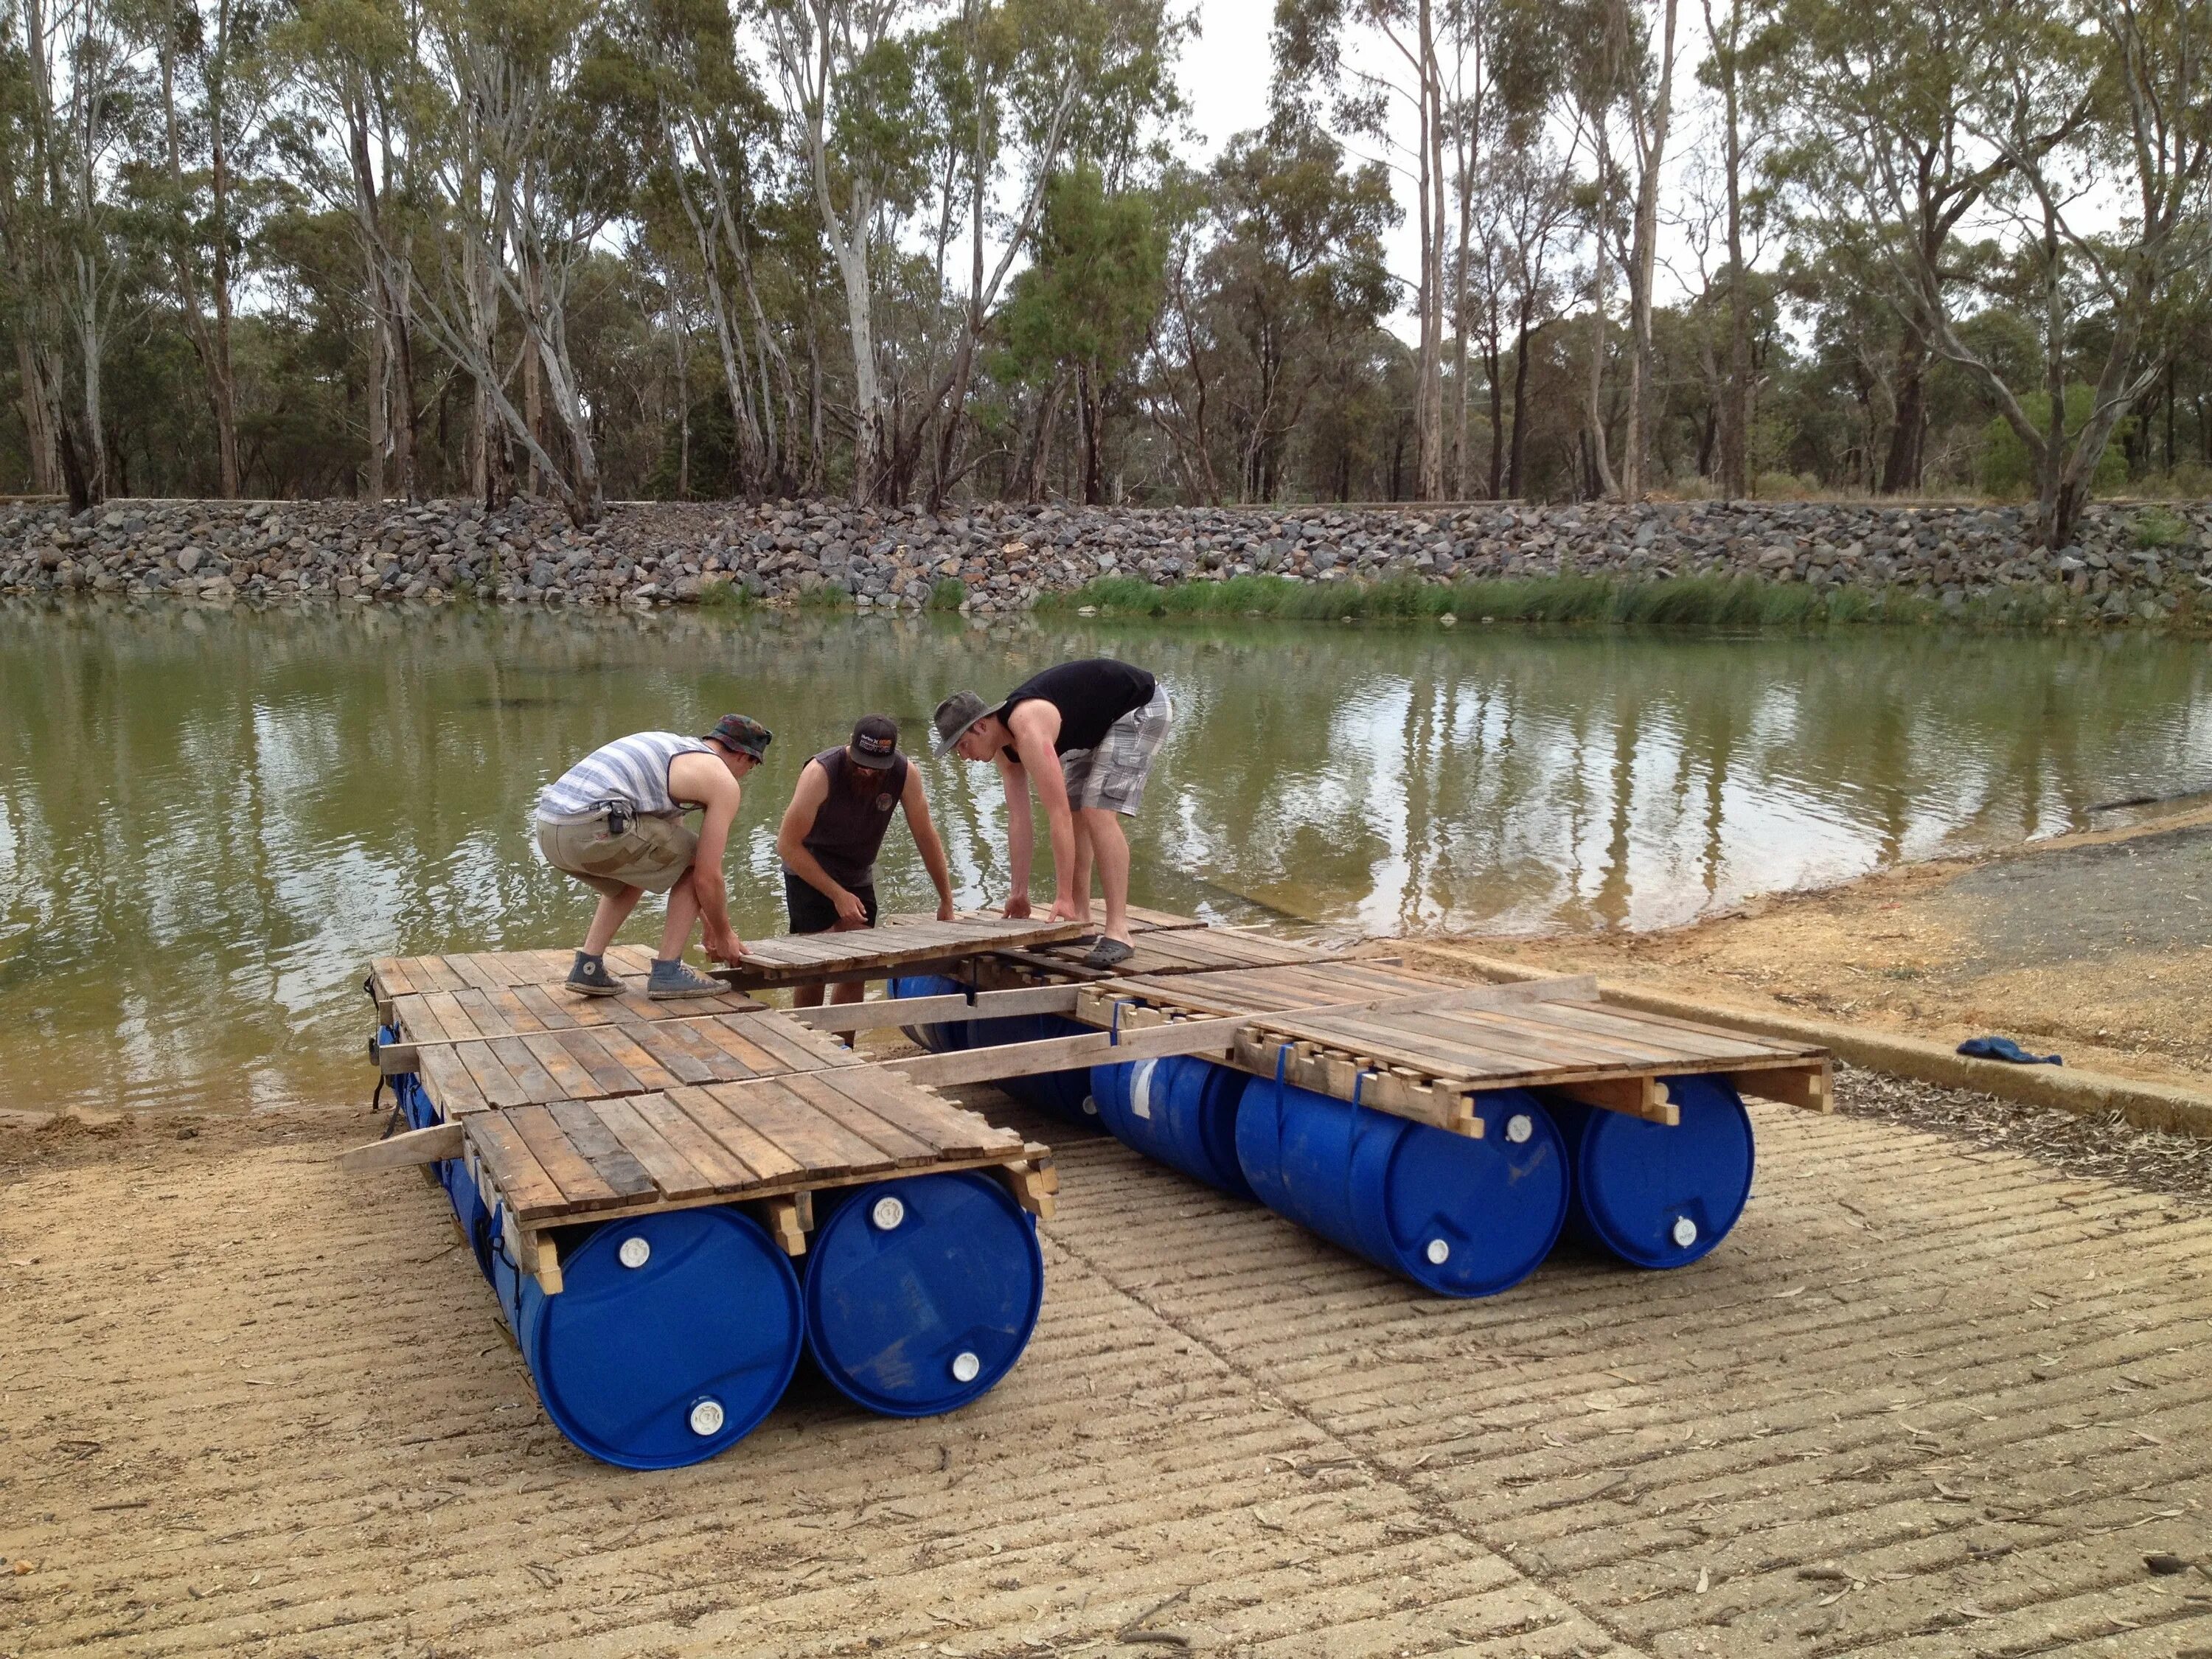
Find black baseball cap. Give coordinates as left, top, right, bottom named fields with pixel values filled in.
left=848, top=714, right=900, bottom=770
left=703, top=713, right=773, bottom=759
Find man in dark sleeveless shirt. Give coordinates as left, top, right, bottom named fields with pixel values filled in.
left=775, top=714, right=956, bottom=1012
left=932, top=658, right=1172, bottom=970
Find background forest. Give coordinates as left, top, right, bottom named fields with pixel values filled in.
left=4, top=0, right=2209, bottom=549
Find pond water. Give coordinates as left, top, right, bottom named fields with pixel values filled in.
left=7, top=598, right=2212, bottom=1117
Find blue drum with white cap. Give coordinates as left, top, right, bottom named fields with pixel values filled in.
left=803, top=1171, right=1044, bottom=1416
left=1548, top=1074, right=1755, bottom=1268
left=888, top=974, right=972, bottom=1054
left=1235, top=1080, right=1567, bottom=1297
left=490, top=1206, right=805, bottom=1469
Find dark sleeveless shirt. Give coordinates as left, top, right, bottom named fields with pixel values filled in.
left=996, top=658, right=1156, bottom=757
left=794, top=747, right=908, bottom=888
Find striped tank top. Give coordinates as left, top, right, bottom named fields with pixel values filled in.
left=536, top=731, right=712, bottom=821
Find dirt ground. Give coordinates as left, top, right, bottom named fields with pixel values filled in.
left=1426, top=804, right=2212, bottom=1093
left=5, top=1060, right=2211, bottom=1659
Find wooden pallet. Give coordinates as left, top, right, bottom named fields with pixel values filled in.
left=973, top=924, right=1339, bottom=989
left=384, top=1007, right=868, bottom=1120
left=1070, top=964, right=1832, bottom=1135
left=711, top=915, right=1091, bottom=990
left=367, top=945, right=763, bottom=1026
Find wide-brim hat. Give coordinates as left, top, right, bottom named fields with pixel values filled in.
left=932, top=690, right=992, bottom=755
left=703, top=713, right=773, bottom=759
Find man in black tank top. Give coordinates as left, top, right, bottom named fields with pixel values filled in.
left=775, top=714, right=956, bottom=1013
left=932, top=658, right=1174, bottom=969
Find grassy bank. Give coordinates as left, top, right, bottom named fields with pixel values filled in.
left=1032, top=571, right=2125, bottom=629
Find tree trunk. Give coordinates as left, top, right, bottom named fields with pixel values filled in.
left=1584, top=252, right=1617, bottom=500
left=1714, top=0, right=1750, bottom=500
left=366, top=291, right=387, bottom=500
left=1509, top=312, right=1534, bottom=497
left=1878, top=334, right=1927, bottom=494
left=1414, top=0, right=1447, bottom=501
left=15, top=332, right=60, bottom=494
left=1621, top=0, right=1679, bottom=501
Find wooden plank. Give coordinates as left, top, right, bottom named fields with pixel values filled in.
left=503, top=1104, right=626, bottom=1212
left=719, top=1011, right=860, bottom=1075
left=511, top=984, right=583, bottom=1031
left=466, top=1113, right=568, bottom=1220
left=455, top=1040, right=531, bottom=1110
left=684, top=1016, right=794, bottom=1077
left=714, top=917, right=1090, bottom=989
left=545, top=1101, right=661, bottom=1199
left=579, top=1023, right=686, bottom=1093
left=705, top=1077, right=894, bottom=1178
left=815, top=1067, right=1020, bottom=1158
left=486, top=1036, right=567, bottom=1103
left=1552, top=1075, right=1679, bottom=1127
left=545, top=1026, right=646, bottom=1097
left=592, top=1097, right=719, bottom=1200
left=663, top=1085, right=807, bottom=1184
left=784, top=983, right=1082, bottom=1032
left=484, top=987, right=554, bottom=1036
left=887, top=1016, right=1240, bottom=1088
left=411, top=956, right=469, bottom=994
left=775, top=1071, right=939, bottom=1164
left=628, top=1091, right=763, bottom=1188
left=336, top=1122, right=465, bottom=1172
left=515, top=1032, right=605, bottom=1103
left=761, top=1196, right=807, bottom=1255
left=1728, top=1060, right=1832, bottom=1112
left=416, top=1046, right=487, bottom=1116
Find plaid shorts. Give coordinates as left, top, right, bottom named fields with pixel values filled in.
left=1060, top=686, right=1173, bottom=815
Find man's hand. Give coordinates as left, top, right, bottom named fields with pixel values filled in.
left=1048, top=895, right=1083, bottom=924
left=832, top=888, right=870, bottom=928
left=936, top=896, right=958, bottom=922
left=703, top=924, right=748, bottom=964
left=1003, top=892, right=1032, bottom=919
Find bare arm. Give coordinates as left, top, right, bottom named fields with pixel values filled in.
left=995, top=752, right=1034, bottom=917
left=900, top=765, right=956, bottom=921
left=669, top=752, right=746, bottom=961
left=1006, top=704, right=1077, bottom=915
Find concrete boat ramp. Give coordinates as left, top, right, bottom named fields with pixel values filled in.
left=2, top=912, right=2208, bottom=1657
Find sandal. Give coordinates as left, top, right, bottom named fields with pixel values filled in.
left=1081, top=937, right=1135, bottom=970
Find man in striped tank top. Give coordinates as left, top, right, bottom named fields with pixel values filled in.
left=534, top=714, right=772, bottom=998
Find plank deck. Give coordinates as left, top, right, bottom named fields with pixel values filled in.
left=1058, top=961, right=1830, bottom=1130
left=709, top=915, right=1092, bottom=989
left=371, top=953, right=765, bottom=1027
left=400, top=1008, right=866, bottom=1121
left=978, top=925, right=1339, bottom=987
left=468, top=1072, right=1034, bottom=1225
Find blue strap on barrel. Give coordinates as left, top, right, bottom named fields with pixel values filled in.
left=1352, top=1067, right=1376, bottom=1115
left=1108, top=998, right=1138, bottom=1046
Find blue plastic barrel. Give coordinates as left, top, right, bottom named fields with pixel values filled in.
left=1548, top=1074, right=1755, bottom=1268
left=1090, top=1057, right=1256, bottom=1198
left=1235, top=1080, right=1568, bottom=1297
left=888, top=974, right=971, bottom=1053
left=975, top=1014, right=1097, bottom=1122
left=804, top=1172, right=1044, bottom=1417
left=492, top=1206, right=805, bottom=1469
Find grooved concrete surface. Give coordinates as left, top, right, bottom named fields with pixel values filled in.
left=4, top=1091, right=2210, bottom=1658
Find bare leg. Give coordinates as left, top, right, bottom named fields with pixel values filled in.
left=656, top=871, right=702, bottom=961
left=583, top=886, right=644, bottom=956
left=793, top=980, right=827, bottom=1009
left=1079, top=808, right=1132, bottom=943
left=1068, top=815, right=1099, bottom=926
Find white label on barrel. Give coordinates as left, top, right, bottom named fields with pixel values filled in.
left=617, top=1236, right=651, bottom=1270
left=689, top=1398, right=726, bottom=1437
left=950, top=1350, right=981, bottom=1384
left=1425, top=1238, right=1450, bottom=1265
left=1130, top=1059, right=1158, bottom=1120
left=871, top=1194, right=906, bottom=1231
left=1504, top=1113, right=1533, bottom=1144
left=1672, top=1216, right=1699, bottom=1248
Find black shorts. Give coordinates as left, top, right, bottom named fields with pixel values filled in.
left=784, top=869, right=879, bottom=934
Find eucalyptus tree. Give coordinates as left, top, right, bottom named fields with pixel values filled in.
left=1273, top=0, right=1451, bottom=500
left=140, top=0, right=279, bottom=498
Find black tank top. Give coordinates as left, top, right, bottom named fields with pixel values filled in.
left=796, top=747, right=908, bottom=888
left=997, top=658, right=1156, bottom=756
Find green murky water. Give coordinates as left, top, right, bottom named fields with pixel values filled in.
left=7, top=598, right=2212, bottom=1116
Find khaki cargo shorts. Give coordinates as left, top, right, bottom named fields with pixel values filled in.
left=536, top=812, right=699, bottom=897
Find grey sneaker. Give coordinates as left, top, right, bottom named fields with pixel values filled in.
left=565, top=952, right=623, bottom=997
left=647, top=958, right=725, bottom=999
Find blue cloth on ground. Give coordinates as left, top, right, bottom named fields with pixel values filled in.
left=1957, top=1035, right=2062, bottom=1066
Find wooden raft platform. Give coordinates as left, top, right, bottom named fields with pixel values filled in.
left=971, top=922, right=1340, bottom=989
left=355, top=935, right=1065, bottom=1295
left=1060, top=960, right=1832, bottom=1135
left=712, top=915, right=1091, bottom=990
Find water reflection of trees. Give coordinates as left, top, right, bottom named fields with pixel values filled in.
left=3, top=597, right=2211, bottom=1113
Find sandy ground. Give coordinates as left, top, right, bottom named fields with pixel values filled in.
left=5, top=1062, right=2211, bottom=1659
left=1425, top=805, right=2212, bottom=1093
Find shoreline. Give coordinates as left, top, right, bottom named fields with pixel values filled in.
left=5, top=493, right=2209, bottom=627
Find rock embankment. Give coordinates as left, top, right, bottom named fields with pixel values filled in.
left=4, top=495, right=2208, bottom=622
